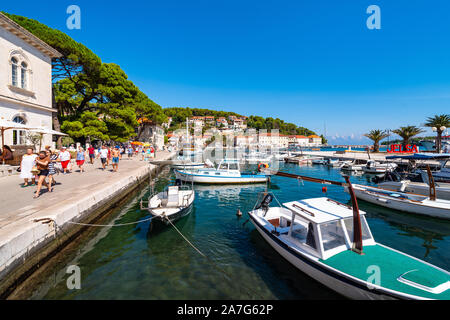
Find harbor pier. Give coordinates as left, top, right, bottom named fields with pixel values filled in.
left=0, top=151, right=175, bottom=298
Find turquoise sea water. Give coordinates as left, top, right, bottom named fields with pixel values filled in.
left=29, top=163, right=450, bottom=300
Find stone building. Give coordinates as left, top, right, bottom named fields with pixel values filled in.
left=0, top=13, right=61, bottom=148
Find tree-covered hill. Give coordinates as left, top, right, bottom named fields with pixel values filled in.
left=164, top=107, right=316, bottom=136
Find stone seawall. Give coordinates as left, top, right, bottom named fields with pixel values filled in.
left=0, top=153, right=174, bottom=298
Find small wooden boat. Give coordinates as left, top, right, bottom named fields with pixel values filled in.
left=141, top=184, right=195, bottom=224
left=249, top=174, right=450, bottom=299
left=174, top=159, right=270, bottom=184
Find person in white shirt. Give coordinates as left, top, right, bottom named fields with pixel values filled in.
left=97, top=145, right=109, bottom=170
left=59, top=146, right=72, bottom=174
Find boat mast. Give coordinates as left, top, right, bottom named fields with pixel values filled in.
left=343, top=176, right=364, bottom=255
left=426, top=165, right=436, bottom=201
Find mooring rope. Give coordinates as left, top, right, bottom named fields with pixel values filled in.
left=163, top=215, right=264, bottom=299
left=65, top=216, right=154, bottom=227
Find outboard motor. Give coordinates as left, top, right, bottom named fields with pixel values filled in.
left=255, top=193, right=273, bottom=215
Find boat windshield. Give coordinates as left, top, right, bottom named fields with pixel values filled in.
left=229, top=163, right=239, bottom=170
left=343, top=217, right=372, bottom=242
left=320, top=221, right=347, bottom=251
left=290, top=221, right=317, bottom=250
left=219, top=163, right=228, bottom=170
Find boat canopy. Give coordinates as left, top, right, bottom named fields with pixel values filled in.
left=386, top=153, right=450, bottom=160
left=283, top=197, right=367, bottom=224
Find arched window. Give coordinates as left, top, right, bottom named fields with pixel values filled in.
left=11, top=57, right=18, bottom=87
left=21, top=62, right=28, bottom=89
left=12, top=116, right=26, bottom=145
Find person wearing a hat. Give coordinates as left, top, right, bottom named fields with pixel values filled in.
left=59, top=146, right=71, bottom=174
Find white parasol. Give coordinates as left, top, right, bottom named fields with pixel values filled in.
left=30, top=126, right=68, bottom=151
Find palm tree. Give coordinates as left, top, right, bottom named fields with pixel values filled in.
left=392, top=126, right=425, bottom=149
left=424, top=114, right=450, bottom=153
left=364, top=129, right=389, bottom=153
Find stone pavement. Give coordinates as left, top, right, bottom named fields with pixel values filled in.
left=0, top=151, right=175, bottom=284
left=0, top=151, right=173, bottom=227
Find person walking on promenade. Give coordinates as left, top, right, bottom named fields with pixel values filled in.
left=59, top=146, right=71, bottom=174
left=98, top=145, right=109, bottom=170
left=144, top=147, right=151, bottom=162
left=150, top=145, right=155, bottom=159
left=47, top=150, right=58, bottom=188
left=127, top=146, right=133, bottom=159
left=141, top=147, right=145, bottom=161
left=76, top=146, right=87, bottom=173
left=34, top=151, right=51, bottom=198
left=106, top=145, right=112, bottom=166
left=88, top=145, right=96, bottom=164
left=111, top=146, right=121, bottom=172
left=20, top=148, right=37, bottom=187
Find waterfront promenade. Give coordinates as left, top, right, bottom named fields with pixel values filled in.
left=0, top=151, right=175, bottom=296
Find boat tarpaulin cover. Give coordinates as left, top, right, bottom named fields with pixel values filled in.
left=386, top=153, right=450, bottom=160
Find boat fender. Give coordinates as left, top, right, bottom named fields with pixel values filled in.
left=322, top=186, right=327, bottom=193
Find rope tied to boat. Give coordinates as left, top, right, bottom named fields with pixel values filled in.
left=162, top=214, right=265, bottom=299
left=34, top=215, right=155, bottom=228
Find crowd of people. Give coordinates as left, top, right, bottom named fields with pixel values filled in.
left=8, top=143, right=158, bottom=199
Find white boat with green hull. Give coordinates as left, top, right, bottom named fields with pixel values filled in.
left=248, top=174, right=450, bottom=300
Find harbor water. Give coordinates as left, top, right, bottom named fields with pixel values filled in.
left=25, top=163, right=450, bottom=300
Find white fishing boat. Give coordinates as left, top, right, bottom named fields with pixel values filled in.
left=340, top=161, right=365, bottom=172
left=311, top=157, right=327, bottom=165
left=377, top=180, right=450, bottom=201
left=170, top=156, right=213, bottom=170
left=248, top=174, right=450, bottom=300
left=242, top=152, right=273, bottom=163
left=344, top=184, right=450, bottom=219
left=362, top=160, right=398, bottom=174
left=326, top=159, right=352, bottom=168
left=174, top=159, right=270, bottom=184
left=141, top=184, right=195, bottom=224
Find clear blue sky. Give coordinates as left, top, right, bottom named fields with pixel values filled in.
left=4, top=1, right=450, bottom=144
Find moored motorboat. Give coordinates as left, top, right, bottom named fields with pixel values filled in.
left=340, top=160, right=365, bottom=172
left=311, top=157, right=327, bottom=165
left=141, top=184, right=195, bottom=225
left=344, top=184, right=450, bottom=219
left=248, top=175, right=450, bottom=299
left=174, top=159, right=270, bottom=184
left=362, top=160, right=397, bottom=174
left=377, top=180, right=450, bottom=201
